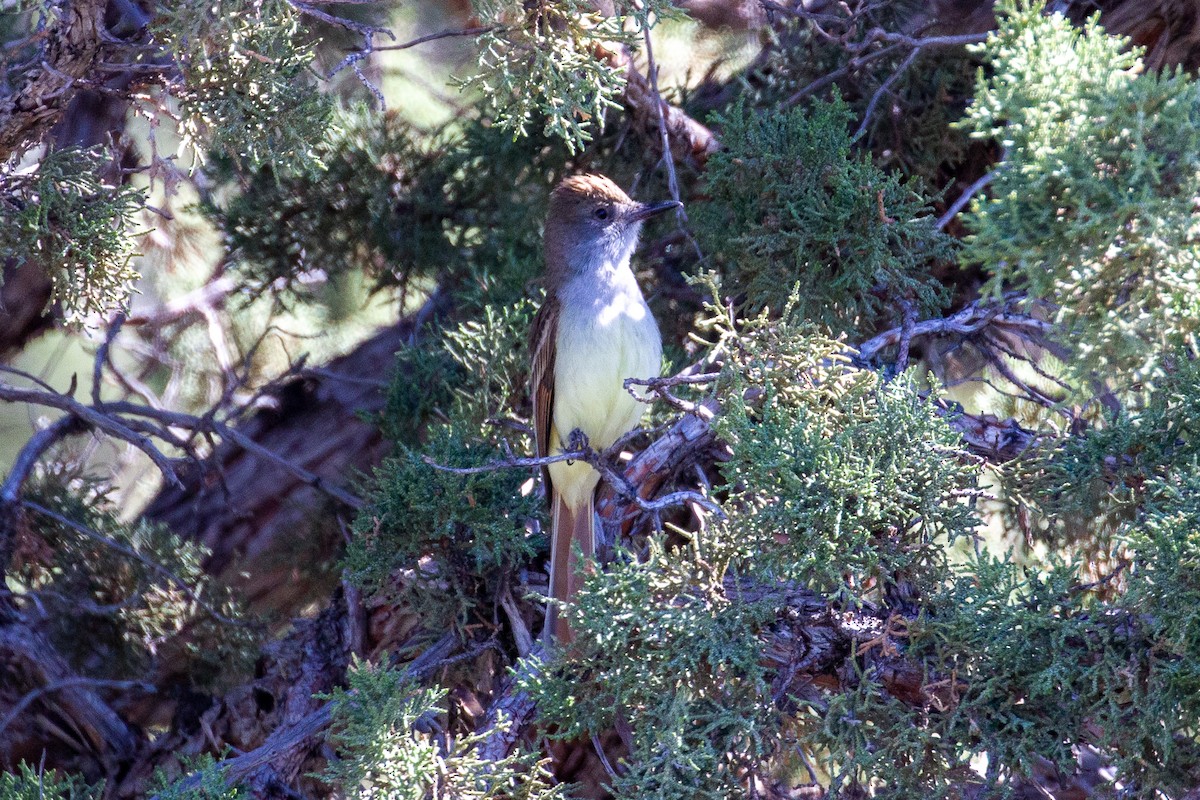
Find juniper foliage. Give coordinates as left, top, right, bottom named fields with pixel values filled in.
left=150, top=0, right=331, bottom=174
left=347, top=302, right=543, bottom=632
left=737, top=2, right=978, bottom=181
left=0, top=764, right=100, bottom=800
left=961, top=0, right=1200, bottom=390
left=13, top=475, right=256, bottom=687
left=693, top=99, right=955, bottom=335
left=0, top=147, right=143, bottom=323
left=464, top=0, right=681, bottom=152
left=322, top=660, right=563, bottom=800
left=147, top=757, right=246, bottom=800
left=522, top=285, right=983, bottom=797
left=215, top=112, right=571, bottom=306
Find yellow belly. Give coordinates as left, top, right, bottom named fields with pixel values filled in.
left=548, top=294, right=661, bottom=511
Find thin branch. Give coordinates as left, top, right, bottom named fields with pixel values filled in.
left=92, top=312, right=125, bottom=407
left=424, top=434, right=723, bottom=518
left=0, top=382, right=182, bottom=487
left=0, top=416, right=86, bottom=503
left=0, top=677, right=156, bottom=739
left=0, top=364, right=64, bottom=395
left=287, top=0, right=394, bottom=105
left=774, top=13, right=986, bottom=112
left=639, top=15, right=702, bottom=259
left=625, top=372, right=721, bottom=416
left=101, top=400, right=365, bottom=509
left=423, top=449, right=586, bottom=476
left=783, top=43, right=904, bottom=107
left=852, top=45, right=919, bottom=142
left=374, top=26, right=494, bottom=51
left=936, top=170, right=996, bottom=230
left=894, top=299, right=916, bottom=374
left=854, top=297, right=1056, bottom=366
left=125, top=274, right=237, bottom=331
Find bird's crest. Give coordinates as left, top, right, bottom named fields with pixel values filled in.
left=551, top=173, right=633, bottom=206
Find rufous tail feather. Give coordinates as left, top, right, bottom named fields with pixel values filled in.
left=546, top=491, right=595, bottom=644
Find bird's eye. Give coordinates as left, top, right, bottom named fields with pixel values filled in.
left=593, top=207, right=609, bottom=220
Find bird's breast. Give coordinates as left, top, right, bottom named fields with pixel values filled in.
left=552, top=287, right=662, bottom=453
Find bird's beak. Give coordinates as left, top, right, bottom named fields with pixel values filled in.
left=628, top=199, right=683, bottom=222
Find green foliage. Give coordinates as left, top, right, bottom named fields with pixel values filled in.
left=0, top=147, right=144, bottom=323
left=148, top=755, right=246, bottom=800
left=323, top=659, right=564, bottom=799
left=465, top=0, right=680, bottom=152
left=1005, top=353, right=1200, bottom=546
left=1105, top=469, right=1200, bottom=791
left=737, top=5, right=977, bottom=181
left=706, top=289, right=979, bottom=599
left=15, top=474, right=257, bottom=687
left=152, top=0, right=331, bottom=174
left=218, top=110, right=569, bottom=306
left=916, top=490, right=1200, bottom=798
left=217, top=108, right=449, bottom=292
left=346, top=426, right=542, bottom=630
left=526, top=542, right=778, bottom=799
left=694, top=98, right=954, bottom=336
left=0, top=763, right=100, bottom=800
left=466, top=14, right=625, bottom=154
left=961, top=0, right=1200, bottom=389
left=349, top=303, right=542, bottom=630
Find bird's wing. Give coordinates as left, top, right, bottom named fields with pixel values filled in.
left=529, top=295, right=558, bottom=497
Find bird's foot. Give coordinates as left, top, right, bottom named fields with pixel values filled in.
left=566, top=428, right=590, bottom=456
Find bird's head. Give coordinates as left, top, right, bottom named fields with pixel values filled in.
left=543, top=174, right=680, bottom=278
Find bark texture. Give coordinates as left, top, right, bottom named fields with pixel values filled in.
left=140, top=320, right=420, bottom=618
left=0, top=0, right=110, bottom=162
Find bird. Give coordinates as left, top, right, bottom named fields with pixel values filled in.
left=529, top=174, right=680, bottom=644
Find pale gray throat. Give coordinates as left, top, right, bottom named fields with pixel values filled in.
left=555, top=227, right=643, bottom=311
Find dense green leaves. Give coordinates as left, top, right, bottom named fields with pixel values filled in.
left=695, top=98, right=954, bottom=335
left=465, top=0, right=681, bottom=152
left=14, top=476, right=256, bottom=686
left=0, top=764, right=101, bottom=800
left=348, top=303, right=542, bottom=631
left=152, top=0, right=332, bottom=174
left=323, top=661, right=563, bottom=800
left=709, top=296, right=979, bottom=599
left=0, top=147, right=143, bottom=323
left=962, top=0, right=1200, bottom=389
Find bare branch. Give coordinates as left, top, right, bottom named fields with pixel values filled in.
left=288, top=0, right=395, bottom=106
left=638, top=15, right=703, bottom=258
left=935, top=170, right=996, bottom=231
left=769, top=6, right=987, bottom=113
left=0, top=678, right=156, bottom=739
left=0, top=381, right=183, bottom=487
left=854, top=297, right=1057, bottom=366
left=103, top=400, right=365, bottom=509
left=852, top=45, right=920, bottom=141
left=374, top=26, right=495, bottom=51
left=0, top=418, right=83, bottom=504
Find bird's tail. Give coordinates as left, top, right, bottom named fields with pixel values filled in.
left=546, top=491, right=595, bottom=645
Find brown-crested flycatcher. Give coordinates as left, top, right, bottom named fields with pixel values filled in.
left=530, top=174, right=680, bottom=643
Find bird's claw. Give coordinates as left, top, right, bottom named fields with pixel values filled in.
left=566, top=428, right=590, bottom=454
